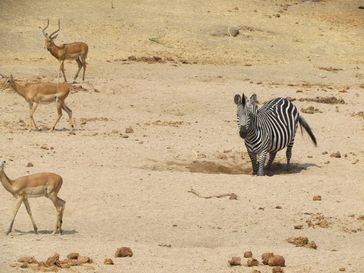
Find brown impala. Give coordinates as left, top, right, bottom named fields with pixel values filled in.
left=42, top=19, right=88, bottom=83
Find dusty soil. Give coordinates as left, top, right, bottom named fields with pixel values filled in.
left=0, top=0, right=363, bottom=272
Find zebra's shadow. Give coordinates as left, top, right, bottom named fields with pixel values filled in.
left=265, top=162, right=319, bottom=176
left=12, top=229, right=78, bottom=236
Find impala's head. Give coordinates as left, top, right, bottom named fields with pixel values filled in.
left=234, top=93, right=258, bottom=138
left=41, top=19, right=60, bottom=49
left=0, top=74, right=15, bottom=90
left=0, top=160, right=6, bottom=171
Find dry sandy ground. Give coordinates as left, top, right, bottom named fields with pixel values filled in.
left=0, top=0, right=364, bottom=272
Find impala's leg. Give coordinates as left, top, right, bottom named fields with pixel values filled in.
left=257, top=151, right=268, bottom=176
left=81, top=56, right=87, bottom=81
left=29, top=102, right=39, bottom=131
left=57, top=197, right=66, bottom=235
left=60, top=60, right=67, bottom=82
left=23, top=199, right=38, bottom=234
left=7, top=197, right=23, bottom=235
left=50, top=101, right=63, bottom=132
left=73, top=58, right=82, bottom=83
left=266, top=152, right=277, bottom=170
left=62, top=103, right=74, bottom=129
left=248, top=151, right=258, bottom=175
left=49, top=194, right=62, bottom=235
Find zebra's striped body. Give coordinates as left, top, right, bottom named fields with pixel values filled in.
left=234, top=94, right=317, bottom=176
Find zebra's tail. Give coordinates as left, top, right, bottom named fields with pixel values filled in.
left=298, top=116, right=317, bottom=146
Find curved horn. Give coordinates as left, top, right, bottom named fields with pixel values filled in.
left=49, top=19, right=61, bottom=39
left=41, top=19, right=50, bottom=37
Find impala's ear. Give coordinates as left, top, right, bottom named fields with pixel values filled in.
left=242, top=93, right=246, bottom=106
left=234, top=94, right=241, bottom=105
left=250, top=93, right=257, bottom=104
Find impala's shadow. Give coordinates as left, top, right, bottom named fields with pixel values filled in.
left=13, top=229, right=78, bottom=236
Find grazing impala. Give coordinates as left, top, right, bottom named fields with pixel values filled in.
left=0, top=161, right=66, bottom=235
left=42, top=19, right=88, bottom=83
left=1, top=74, right=74, bottom=131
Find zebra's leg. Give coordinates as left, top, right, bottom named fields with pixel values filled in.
left=257, top=151, right=268, bottom=176
left=286, top=142, right=294, bottom=170
left=248, top=151, right=258, bottom=175
left=266, top=152, right=277, bottom=170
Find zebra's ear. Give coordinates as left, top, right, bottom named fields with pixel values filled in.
left=234, top=94, right=241, bottom=105
left=250, top=94, right=257, bottom=104
left=241, top=93, right=246, bottom=106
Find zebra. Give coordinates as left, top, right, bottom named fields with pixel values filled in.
left=234, top=93, right=317, bottom=176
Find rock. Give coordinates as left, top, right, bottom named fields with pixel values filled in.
left=247, top=258, right=259, bottom=267
left=26, top=162, right=34, bottom=167
left=67, top=253, right=79, bottom=260
left=210, top=25, right=240, bottom=37
left=319, top=219, right=329, bottom=228
left=115, top=247, right=133, bottom=257
left=357, top=215, right=364, bottom=220
left=45, top=253, right=60, bottom=266
left=262, top=252, right=274, bottom=265
left=339, top=267, right=346, bottom=271
left=287, top=236, right=309, bottom=247
left=268, top=255, right=285, bottom=267
left=20, top=263, right=28, bottom=268
left=294, top=224, right=303, bottom=229
left=305, top=241, right=317, bottom=249
left=78, top=256, right=91, bottom=264
left=17, top=256, right=37, bottom=264
left=228, top=256, right=241, bottom=266
left=125, top=127, right=134, bottom=134
left=104, top=258, right=114, bottom=265
left=229, top=193, right=238, bottom=200
left=121, top=134, right=129, bottom=138
left=272, top=266, right=284, bottom=273
left=251, top=270, right=261, bottom=273
left=330, top=152, right=341, bottom=158
left=244, top=251, right=253, bottom=258
left=40, top=144, right=49, bottom=150
left=313, top=195, right=322, bottom=201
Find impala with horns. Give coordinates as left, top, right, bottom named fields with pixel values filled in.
left=42, top=19, right=88, bottom=83
left=0, top=74, right=74, bottom=132
left=0, top=161, right=66, bottom=235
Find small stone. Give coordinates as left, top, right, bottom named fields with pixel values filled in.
left=322, top=151, right=328, bottom=155
left=229, top=193, right=238, bottom=200
left=339, top=267, right=346, bottom=271
left=294, top=224, right=303, bottom=229
left=228, top=256, right=241, bottom=266
left=40, top=144, right=49, bottom=150
left=20, top=263, right=28, bottom=268
left=251, top=270, right=261, bottom=273
left=115, top=247, right=133, bottom=257
left=275, top=205, right=282, bottom=209
left=272, top=266, right=284, bottom=273
left=67, top=253, right=79, bottom=260
left=77, top=256, right=91, bottom=264
left=306, top=241, right=317, bottom=249
left=45, top=253, right=60, bottom=266
left=247, top=258, right=259, bottom=267
left=104, top=258, right=114, bottom=265
left=330, top=152, right=341, bottom=158
left=287, top=236, right=309, bottom=247
left=17, top=256, right=37, bottom=264
left=122, top=134, right=129, bottom=138
left=313, top=195, right=322, bottom=201
left=357, top=215, right=364, bottom=220
left=262, top=252, right=274, bottom=265
left=319, top=219, right=329, bottom=228
left=268, top=255, right=285, bottom=267
left=244, top=251, right=253, bottom=258
left=26, top=162, right=34, bottom=167
left=125, top=127, right=134, bottom=134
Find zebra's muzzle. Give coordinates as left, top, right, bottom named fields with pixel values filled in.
left=239, top=128, right=247, bottom=138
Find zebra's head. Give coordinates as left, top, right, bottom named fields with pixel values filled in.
left=234, top=93, right=257, bottom=138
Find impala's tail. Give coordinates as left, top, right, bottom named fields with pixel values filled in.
left=299, top=116, right=317, bottom=146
